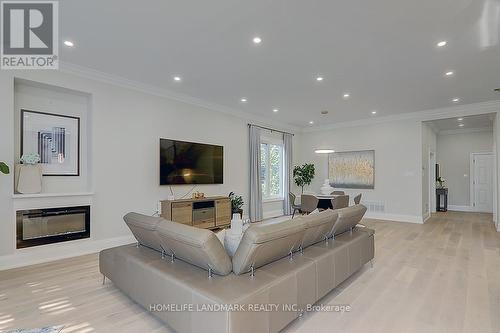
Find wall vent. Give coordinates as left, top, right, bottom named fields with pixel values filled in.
left=363, top=201, right=385, bottom=213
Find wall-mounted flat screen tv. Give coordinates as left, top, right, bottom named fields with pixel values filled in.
left=160, top=138, right=223, bottom=185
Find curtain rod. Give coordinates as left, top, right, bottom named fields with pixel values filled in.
left=248, top=124, right=294, bottom=136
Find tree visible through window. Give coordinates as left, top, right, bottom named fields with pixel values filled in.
left=260, top=142, right=284, bottom=199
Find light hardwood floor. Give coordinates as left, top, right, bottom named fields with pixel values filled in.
left=1, top=212, right=499, bottom=333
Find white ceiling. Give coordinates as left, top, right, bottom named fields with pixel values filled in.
left=60, top=0, right=500, bottom=127
left=425, top=113, right=494, bottom=132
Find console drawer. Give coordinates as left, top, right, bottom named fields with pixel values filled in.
left=171, top=203, right=192, bottom=225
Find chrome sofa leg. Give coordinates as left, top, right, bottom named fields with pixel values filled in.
left=171, top=253, right=175, bottom=263
left=289, top=251, right=294, bottom=261
left=250, top=265, right=255, bottom=277
left=136, top=242, right=140, bottom=248
left=161, top=249, right=165, bottom=259
left=102, top=275, right=106, bottom=285
left=208, top=268, right=213, bottom=278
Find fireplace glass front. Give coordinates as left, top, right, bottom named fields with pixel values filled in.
left=16, top=206, right=90, bottom=248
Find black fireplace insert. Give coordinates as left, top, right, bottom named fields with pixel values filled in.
left=16, top=205, right=90, bottom=249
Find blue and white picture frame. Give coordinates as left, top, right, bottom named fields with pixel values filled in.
left=21, top=110, right=80, bottom=176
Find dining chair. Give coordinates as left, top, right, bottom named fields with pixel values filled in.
left=289, top=192, right=302, bottom=218
left=331, top=195, right=349, bottom=210
left=300, top=194, right=319, bottom=215
left=331, top=190, right=345, bottom=195
left=354, top=193, right=362, bottom=205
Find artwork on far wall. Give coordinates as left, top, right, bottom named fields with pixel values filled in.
left=21, top=109, right=80, bottom=176
left=328, top=150, right=375, bottom=189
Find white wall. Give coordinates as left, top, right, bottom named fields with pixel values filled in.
left=421, top=123, right=437, bottom=218
left=14, top=80, right=92, bottom=193
left=0, top=70, right=298, bottom=267
left=436, top=130, right=494, bottom=208
left=298, top=119, right=423, bottom=222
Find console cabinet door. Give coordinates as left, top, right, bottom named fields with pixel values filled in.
left=215, top=199, right=231, bottom=227
left=171, top=202, right=193, bottom=225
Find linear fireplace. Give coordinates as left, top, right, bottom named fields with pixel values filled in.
left=16, top=205, right=90, bottom=249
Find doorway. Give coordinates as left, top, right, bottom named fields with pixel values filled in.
left=471, top=152, right=494, bottom=213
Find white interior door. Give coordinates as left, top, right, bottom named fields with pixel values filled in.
left=473, top=154, right=494, bottom=213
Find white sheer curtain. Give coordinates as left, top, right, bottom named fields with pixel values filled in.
left=283, top=133, right=293, bottom=215
left=249, top=125, right=263, bottom=221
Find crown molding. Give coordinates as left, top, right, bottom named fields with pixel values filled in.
left=303, top=100, right=500, bottom=133
left=58, top=62, right=500, bottom=135
left=58, top=61, right=301, bottom=134
left=438, top=127, right=493, bottom=136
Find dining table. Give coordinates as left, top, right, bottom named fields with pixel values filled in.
left=308, top=194, right=341, bottom=210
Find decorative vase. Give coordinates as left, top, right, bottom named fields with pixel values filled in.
left=320, top=179, right=334, bottom=195
left=16, top=164, right=42, bottom=194
left=230, top=213, right=243, bottom=235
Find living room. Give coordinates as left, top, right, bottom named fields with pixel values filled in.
left=1, top=1, right=500, bottom=333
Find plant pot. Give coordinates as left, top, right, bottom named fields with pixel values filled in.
left=15, top=164, right=42, bottom=194
left=232, top=209, right=243, bottom=219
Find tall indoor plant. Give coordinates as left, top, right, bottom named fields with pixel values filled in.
left=293, top=163, right=315, bottom=194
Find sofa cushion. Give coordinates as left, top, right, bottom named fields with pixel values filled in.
left=329, top=204, right=367, bottom=237
left=232, top=220, right=306, bottom=275
left=123, top=212, right=165, bottom=252
left=156, top=220, right=232, bottom=276
left=296, top=209, right=338, bottom=249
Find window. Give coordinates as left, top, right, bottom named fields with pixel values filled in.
left=260, top=142, right=284, bottom=200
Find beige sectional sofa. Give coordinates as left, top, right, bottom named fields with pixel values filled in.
left=99, top=205, right=374, bottom=333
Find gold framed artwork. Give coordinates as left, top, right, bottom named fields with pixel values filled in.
left=328, top=150, right=375, bottom=189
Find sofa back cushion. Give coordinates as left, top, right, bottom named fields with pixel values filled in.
left=124, top=212, right=164, bottom=252
left=232, top=220, right=306, bottom=275
left=298, top=209, right=338, bottom=248
left=156, top=220, right=232, bottom=276
left=330, top=204, right=367, bottom=237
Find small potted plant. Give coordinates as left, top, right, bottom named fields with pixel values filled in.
left=17, top=153, right=42, bottom=194
left=436, top=176, right=446, bottom=188
left=228, top=192, right=244, bottom=218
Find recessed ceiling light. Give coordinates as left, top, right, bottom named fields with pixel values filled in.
left=321, top=110, right=329, bottom=115
left=273, top=108, right=279, bottom=113
left=240, top=98, right=247, bottom=103
left=445, top=71, right=454, bottom=76
left=371, top=110, right=377, bottom=115
left=459, top=123, right=464, bottom=127
left=316, top=76, right=324, bottom=82
left=173, top=76, right=181, bottom=82
left=309, top=121, right=314, bottom=125
left=452, top=98, right=460, bottom=103
left=253, top=37, right=262, bottom=44
left=437, top=41, right=448, bottom=47
left=343, top=93, right=350, bottom=99
left=314, top=149, right=335, bottom=154
left=457, top=117, right=464, bottom=121
left=63, top=40, right=74, bottom=47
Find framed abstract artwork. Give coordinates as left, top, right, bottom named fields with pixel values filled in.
left=21, top=109, right=80, bottom=176
left=328, top=150, right=375, bottom=189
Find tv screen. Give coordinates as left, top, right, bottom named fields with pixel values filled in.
left=159, top=138, right=223, bottom=185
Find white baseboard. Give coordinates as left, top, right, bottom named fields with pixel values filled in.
left=0, top=235, right=136, bottom=271
left=365, top=212, right=424, bottom=224
left=423, top=212, right=431, bottom=223
left=448, top=205, right=474, bottom=212
left=263, top=209, right=284, bottom=219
